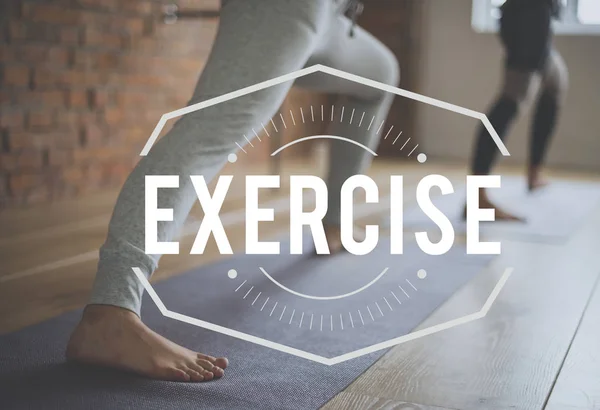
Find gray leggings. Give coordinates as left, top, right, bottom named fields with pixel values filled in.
left=89, top=0, right=399, bottom=315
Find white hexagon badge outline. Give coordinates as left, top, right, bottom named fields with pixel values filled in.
left=134, top=64, right=513, bottom=366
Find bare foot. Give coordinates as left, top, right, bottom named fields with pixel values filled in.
left=528, top=167, right=549, bottom=192
left=66, top=305, right=228, bottom=382
left=463, top=189, right=525, bottom=222
left=318, top=225, right=366, bottom=255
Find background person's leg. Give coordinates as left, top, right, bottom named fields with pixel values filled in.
left=68, top=0, right=329, bottom=382
left=468, top=67, right=540, bottom=220
left=294, top=12, right=399, bottom=249
left=529, top=48, right=569, bottom=190
left=471, top=68, right=540, bottom=176
left=468, top=2, right=551, bottom=220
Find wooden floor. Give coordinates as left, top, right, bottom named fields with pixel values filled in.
left=1, top=159, right=599, bottom=410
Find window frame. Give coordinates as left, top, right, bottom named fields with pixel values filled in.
left=471, top=0, right=600, bottom=36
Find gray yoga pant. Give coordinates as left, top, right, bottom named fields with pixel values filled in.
left=89, top=0, right=400, bottom=315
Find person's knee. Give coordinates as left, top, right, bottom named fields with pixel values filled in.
left=365, top=45, right=400, bottom=101
left=500, top=90, right=527, bottom=115
left=382, top=46, right=401, bottom=88
left=544, top=66, right=569, bottom=104
left=502, top=75, right=537, bottom=113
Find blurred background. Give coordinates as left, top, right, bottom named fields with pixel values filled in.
left=0, top=0, right=599, bottom=208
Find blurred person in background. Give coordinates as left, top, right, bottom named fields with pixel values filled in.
left=468, top=0, right=569, bottom=220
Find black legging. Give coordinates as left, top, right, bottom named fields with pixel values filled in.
left=471, top=1, right=568, bottom=176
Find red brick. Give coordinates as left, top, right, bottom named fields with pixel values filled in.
left=81, top=123, right=105, bottom=146
left=48, top=149, right=73, bottom=166
left=67, top=90, right=89, bottom=108
left=27, top=111, right=55, bottom=130
left=62, top=166, right=84, bottom=184
left=8, top=130, right=78, bottom=150
left=123, top=17, right=146, bottom=34
left=2, top=65, right=31, bottom=87
left=16, top=45, right=46, bottom=63
left=17, top=150, right=44, bottom=169
left=74, top=50, right=119, bottom=70
left=109, top=125, right=148, bottom=147
left=6, top=131, right=35, bottom=150
left=100, top=161, right=131, bottom=184
left=8, top=21, right=62, bottom=43
left=83, top=27, right=123, bottom=49
left=7, top=22, right=27, bottom=42
left=34, top=67, right=104, bottom=88
left=88, top=89, right=110, bottom=108
left=32, top=68, right=58, bottom=87
left=47, top=47, right=71, bottom=67
left=120, top=54, right=151, bottom=71
left=60, top=27, right=81, bottom=45
left=55, top=111, right=80, bottom=132
left=113, top=73, right=168, bottom=88
left=114, top=91, right=170, bottom=108
left=96, top=53, right=121, bottom=70
left=0, top=46, right=15, bottom=62
left=0, top=91, right=13, bottom=106
left=121, top=1, right=153, bottom=15
left=75, top=0, right=118, bottom=11
left=0, top=173, right=9, bottom=201
left=15, top=90, right=67, bottom=108
left=0, top=155, right=17, bottom=171
left=21, top=3, right=83, bottom=25
left=103, top=108, right=123, bottom=126
left=14, top=45, right=69, bottom=68
left=0, top=111, right=25, bottom=129
left=8, top=173, right=44, bottom=196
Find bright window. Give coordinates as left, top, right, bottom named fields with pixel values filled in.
left=578, top=0, right=600, bottom=24
left=472, top=0, right=600, bottom=35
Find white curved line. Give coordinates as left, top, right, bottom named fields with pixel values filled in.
left=258, top=267, right=389, bottom=301
left=270, top=135, right=378, bottom=157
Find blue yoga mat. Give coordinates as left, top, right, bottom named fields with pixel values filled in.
left=0, top=238, right=492, bottom=410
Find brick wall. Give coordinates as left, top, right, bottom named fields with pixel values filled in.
left=0, top=0, right=419, bottom=209
left=0, top=0, right=270, bottom=208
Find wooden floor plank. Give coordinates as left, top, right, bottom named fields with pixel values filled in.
left=544, top=275, right=600, bottom=410
left=322, top=391, right=453, bottom=410
left=341, top=205, right=600, bottom=410
left=2, top=159, right=600, bottom=410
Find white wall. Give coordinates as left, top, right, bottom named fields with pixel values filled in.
left=414, top=0, right=600, bottom=172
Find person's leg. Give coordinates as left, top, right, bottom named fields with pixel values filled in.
left=67, top=0, right=329, bottom=382
left=467, top=2, right=552, bottom=220
left=294, top=11, right=399, bottom=252
left=467, top=67, right=540, bottom=220
left=471, top=67, right=541, bottom=176
left=528, top=48, right=569, bottom=191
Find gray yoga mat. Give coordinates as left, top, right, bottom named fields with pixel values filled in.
left=398, top=177, right=600, bottom=244
left=0, top=237, right=492, bottom=410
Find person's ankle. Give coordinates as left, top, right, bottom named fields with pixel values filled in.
left=81, top=304, right=138, bottom=323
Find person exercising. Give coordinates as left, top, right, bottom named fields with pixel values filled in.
left=469, top=0, right=569, bottom=220
left=66, top=0, right=399, bottom=382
